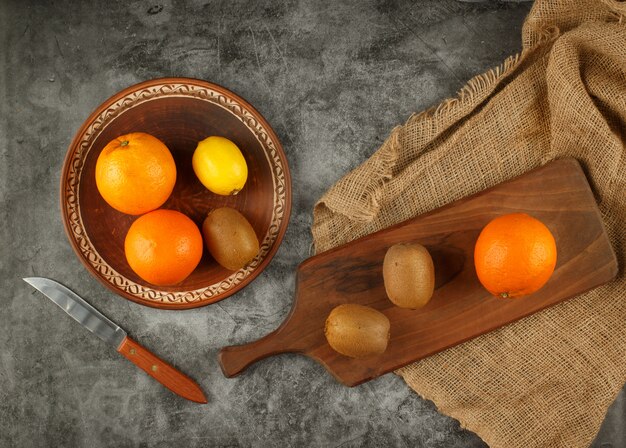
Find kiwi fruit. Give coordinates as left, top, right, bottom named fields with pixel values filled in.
left=324, top=304, right=390, bottom=358
left=202, top=207, right=260, bottom=271
left=383, top=243, right=435, bottom=309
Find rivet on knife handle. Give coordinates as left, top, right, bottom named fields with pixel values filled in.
left=118, top=337, right=207, bottom=404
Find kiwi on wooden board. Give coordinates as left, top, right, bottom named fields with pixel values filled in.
left=324, top=304, right=390, bottom=358
left=383, top=243, right=435, bottom=309
left=202, top=207, right=260, bottom=271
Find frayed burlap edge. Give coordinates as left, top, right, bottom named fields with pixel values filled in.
left=312, top=26, right=559, bottom=254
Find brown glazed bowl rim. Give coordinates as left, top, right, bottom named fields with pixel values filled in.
left=60, top=77, right=292, bottom=309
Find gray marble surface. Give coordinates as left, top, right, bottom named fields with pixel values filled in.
left=1, top=1, right=623, bottom=447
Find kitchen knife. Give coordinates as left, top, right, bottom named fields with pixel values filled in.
left=23, top=277, right=207, bottom=404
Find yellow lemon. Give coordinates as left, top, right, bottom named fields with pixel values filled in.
left=192, top=136, right=248, bottom=195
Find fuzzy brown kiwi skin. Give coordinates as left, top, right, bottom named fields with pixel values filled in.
left=383, top=243, right=435, bottom=309
left=202, top=207, right=260, bottom=271
left=324, top=304, right=390, bottom=358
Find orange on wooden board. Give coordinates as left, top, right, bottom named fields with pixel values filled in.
left=124, top=209, right=203, bottom=286
left=95, top=132, right=176, bottom=215
left=474, top=213, right=557, bottom=299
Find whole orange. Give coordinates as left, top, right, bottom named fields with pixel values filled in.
left=124, top=210, right=203, bottom=286
left=95, top=132, right=176, bottom=215
left=474, top=213, right=557, bottom=299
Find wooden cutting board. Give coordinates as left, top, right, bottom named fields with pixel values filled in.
left=218, top=158, right=618, bottom=386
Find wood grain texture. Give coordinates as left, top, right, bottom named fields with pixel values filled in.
left=219, top=158, right=618, bottom=386
left=60, top=78, right=291, bottom=309
left=118, top=337, right=208, bottom=403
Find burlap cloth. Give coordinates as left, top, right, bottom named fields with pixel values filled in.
left=311, top=0, right=626, bottom=446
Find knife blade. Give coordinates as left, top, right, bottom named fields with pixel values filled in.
left=24, top=277, right=207, bottom=404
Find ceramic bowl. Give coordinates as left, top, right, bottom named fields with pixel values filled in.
left=61, top=78, right=291, bottom=309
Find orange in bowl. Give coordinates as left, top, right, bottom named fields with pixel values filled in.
left=95, top=132, right=176, bottom=215
left=474, top=213, right=557, bottom=299
left=125, top=210, right=203, bottom=286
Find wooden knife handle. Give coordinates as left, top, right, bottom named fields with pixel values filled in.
left=118, top=337, right=207, bottom=404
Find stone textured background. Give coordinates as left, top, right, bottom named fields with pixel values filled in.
left=1, top=0, right=623, bottom=446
